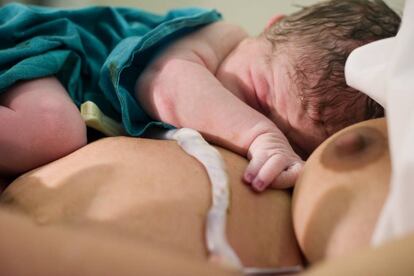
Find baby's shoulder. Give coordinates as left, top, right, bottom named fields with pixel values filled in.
left=167, top=21, right=247, bottom=66
left=190, top=21, right=247, bottom=44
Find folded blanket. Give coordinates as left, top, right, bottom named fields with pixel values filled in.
left=0, top=3, right=221, bottom=135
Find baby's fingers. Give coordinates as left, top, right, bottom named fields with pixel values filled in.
left=271, top=162, right=304, bottom=189
left=243, top=156, right=263, bottom=184
left=244, top=155, right=287, bottom=192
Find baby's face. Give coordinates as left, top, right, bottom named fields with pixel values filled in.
left=268, top=61, right=328, bottom=157
left=265, top=52, right=369, bottom=157
left=249, top=40, right=329, bottom=157
left=223, top=36, right=335, bottom=157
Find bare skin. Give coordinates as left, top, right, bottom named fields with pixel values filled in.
left=1, top=136, right=303, bottom=268
left=0, top=77, right=87, bottom=175
left=293, top=118, right=390, bottom=262
left=0, top=208, right=239, bottom=276
left=135, top=21, right=326, bottom=191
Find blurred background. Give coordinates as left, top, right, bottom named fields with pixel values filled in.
left=0, top=0, right=405, bottom=35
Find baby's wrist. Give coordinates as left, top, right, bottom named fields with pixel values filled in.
left=247, top=123, right=284, bottom=143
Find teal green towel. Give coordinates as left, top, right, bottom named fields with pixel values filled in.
left=0, top=3, right=221, bottom=136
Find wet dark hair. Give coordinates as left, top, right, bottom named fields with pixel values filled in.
left=265, top=0, right=400, bottom=135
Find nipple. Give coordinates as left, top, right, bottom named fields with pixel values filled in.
left=320, top=126, right=387, bottom=171
left=333, top=131, right=366, bottom=156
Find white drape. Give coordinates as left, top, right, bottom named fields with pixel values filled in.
left=345, top=0, right=414, bottom=245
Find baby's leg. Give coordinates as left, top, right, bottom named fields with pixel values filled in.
left=0, top=77, right=87, bottom=175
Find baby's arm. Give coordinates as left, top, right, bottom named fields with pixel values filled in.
left=135, top=22, right=303, bottom=190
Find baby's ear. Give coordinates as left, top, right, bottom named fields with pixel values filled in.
left=266, top=14, right=286, bottom=30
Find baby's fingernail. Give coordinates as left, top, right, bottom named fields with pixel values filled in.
left=244, top=173, right=254, bottom=183
left=253, top=179, right=265, bottom=191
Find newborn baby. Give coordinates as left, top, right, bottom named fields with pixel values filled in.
left=0, top=0, right=400, bottom=191
left=135, top=0, right=399, bottom=190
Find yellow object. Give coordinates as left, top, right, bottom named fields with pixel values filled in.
left=80, top=101, right=125, bottom=137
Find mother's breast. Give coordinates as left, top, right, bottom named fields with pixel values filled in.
left=293, top=118, right=390, bottom=263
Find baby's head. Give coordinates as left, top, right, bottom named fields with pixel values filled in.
left=263, top=0, right=400, bottom=156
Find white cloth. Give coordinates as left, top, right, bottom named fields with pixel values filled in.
left=345, top=0, right=414, bottom=245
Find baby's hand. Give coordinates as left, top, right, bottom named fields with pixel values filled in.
left=243, top=132, right=304, bottom=191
